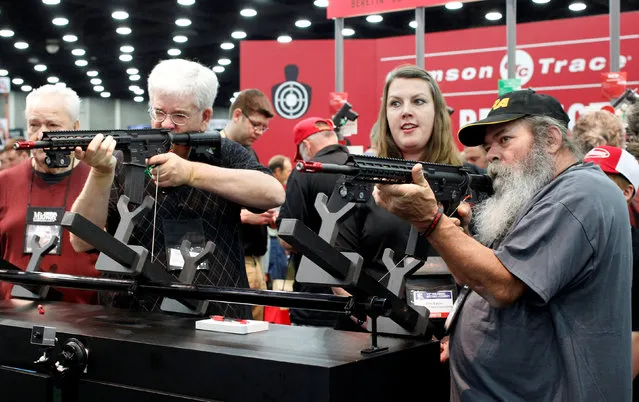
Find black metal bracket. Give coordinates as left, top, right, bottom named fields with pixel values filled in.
left=11, top=235, right=59, bottom=300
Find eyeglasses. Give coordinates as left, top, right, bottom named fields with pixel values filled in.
left=242, top=111, right=269, bottom=134
left=149, top=108, right=190, bottom=126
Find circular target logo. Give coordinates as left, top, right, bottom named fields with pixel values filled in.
left=273, top=81, right=310, bottom=119
left=500, top=50, right=535, bottom=86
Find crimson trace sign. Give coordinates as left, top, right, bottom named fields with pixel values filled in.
left=327, top=0, right=478, bottom=19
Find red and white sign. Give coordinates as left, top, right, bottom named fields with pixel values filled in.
left=241, top=12, right=639, bottom=163
left=601, top=71, right=627, bottom=99
left=327, top=0, right=478, bottom=19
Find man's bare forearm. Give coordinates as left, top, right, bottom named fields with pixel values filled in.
left=69, top=169, right=114, bottom=252
left=188, top=162, right=285, bottom=209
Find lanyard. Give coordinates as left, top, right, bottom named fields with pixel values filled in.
left=27, top=163, right=75, bottom=209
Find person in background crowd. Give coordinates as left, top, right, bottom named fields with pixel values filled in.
left=625, top=103, right=639, bottom=229
left=268, top=154, right=292, bottom=188
left=460, top=145, right=488, bottom=170
left=375, top=89, right=631, bottom=401
left=0, top=84, right=100, bottom=303
left=220, top=88, right=277, bottom=320
left=582, top=145, right=639, bottom=382
left=69, top=59, right=285, bottom=319
left=572, top=109, right=624, bottom=154
left=277, top=116, right=356, bottom=327
left=0, top=138, right=30, bottom=170
left=364, top=120, right=379, bottom=156
left=265, top=154, right=292, bottom=285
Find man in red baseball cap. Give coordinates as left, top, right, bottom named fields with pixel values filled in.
left=278, top=116, right=358, bottom=328
left=293, top=117, right=337, bottom=161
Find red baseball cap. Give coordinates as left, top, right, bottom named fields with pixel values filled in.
left=293, top=117, right=334, bottom=161
left=584, top=145, right=639, bottom=193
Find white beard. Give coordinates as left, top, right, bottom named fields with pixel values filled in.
left=473, top=142, right=555, bottom=246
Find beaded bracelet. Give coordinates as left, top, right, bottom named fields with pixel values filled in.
left=421, top=209, right=443, bottom=238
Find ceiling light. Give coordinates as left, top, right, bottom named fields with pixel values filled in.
left=129, top=85, right=140, bottom=91
left=313, top=0, right=329, bottom=7
left=218, top=58, right=231, bottom=66
left=12, top=78, right=24, bottom=85
left=71, top=48, right=85, bottom=56
left=0, top=70, right=8, bottom=76
left=277, top=35, right=292, bottom=44
left=129, top=74, right=141, bottom=81
left=75, top=59, right=88, bottom=67
left=86, top=70, right=99, bottom=77
left=52, top=17, right=69, bottom=26
left=177, top=0, right=195, bottom=4
left=0, top=29, right=14, bottom=37
left=366, top=15, right=383, bottom=23
left=231, top=31, right=247, bottom=39
left=119, top=54, right=133, bottom=62
left=14, top=41, right=29, bottom=49
left=568, top=2, right=587, bottom=11
left=126, top=68, right=139, bottom=75
left=47, top=76, right=59, bottom=83
left=93, top=85, right=104, bottom=92
left=240, top=8, right=257, bottom=17
left=116, top=27, right=132, bottom=35
left=21, top=85, right=32, bottom=92
left=175, top=18, right=191, bottom=27
left=532, top=0, right=551, bottom=3
left=295, top=19, right=311, bottom=28
left=55, top=82, right=66, bottom=87
left=120, top=45, right=134, bottom=53
left=42, top=0, right=61, bottom=4
left=62, top=34, right=78, bottom=42
left=212, top=66, right=225, bottom=73
left=409, top=20, right=418, bottom=29
left=342, top=28, right=355, bottom=36
left=134, top=88, right=144, bottom=95
left=100, top=92, right=111, bottom=98
left=167, top=48, right=181, bottom=56
left=173, top=35, right=188, bottom=43
left=34, top=64, right=47, bottom=72
left=220, top=42, right=234, bottom=50
left=445, top=2, right=463, bottom=10
left=134, top=96, right=144, bottom=102
left=485, top=11, right=503, bottom=21
left=90, top=78, right=102, bottom=85
left=112, top=11, right=129, bottom=20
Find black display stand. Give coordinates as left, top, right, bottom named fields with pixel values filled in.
left=0, top=300, right=449, bottom=402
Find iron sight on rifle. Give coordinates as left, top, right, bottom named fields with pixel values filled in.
left=15, top=128, right=221, bottom=205
left=296, top=154, right=493, bottom=216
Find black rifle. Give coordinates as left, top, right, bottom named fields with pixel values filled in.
left=296, top=153, right=493, bottom=216
left=15, top=128, right=221, bottom=205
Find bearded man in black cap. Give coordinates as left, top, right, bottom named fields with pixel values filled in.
left=373, top=89, right=632, bottom=401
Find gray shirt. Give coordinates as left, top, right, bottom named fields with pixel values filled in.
left=450, top=163, right=632, bottom=402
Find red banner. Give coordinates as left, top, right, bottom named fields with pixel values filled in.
left=328, top=0, right=477, bottom=19
left=241, top=12, right=639, bottom=164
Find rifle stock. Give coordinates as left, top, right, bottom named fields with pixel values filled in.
left=15, top=128, right=221, bottom=204
left=296, top=154, right=493, bottom=215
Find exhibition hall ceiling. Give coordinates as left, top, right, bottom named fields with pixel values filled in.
left=0, top=0, right=636, bottom=107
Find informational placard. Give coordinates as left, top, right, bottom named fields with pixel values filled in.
left=498, top=78, right=522, bottom=96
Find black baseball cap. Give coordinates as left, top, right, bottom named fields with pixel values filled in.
left=457, top=89, right=570, bottom=147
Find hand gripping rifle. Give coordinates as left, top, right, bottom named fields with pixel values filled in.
left=296, top=153, right=493, bottom=216
left=14, top=128, right=221, bottom=205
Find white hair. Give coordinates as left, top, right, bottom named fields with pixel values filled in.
left=25, top=84, right=81, bottom=122
left=147, top=59, right=219, bottom=111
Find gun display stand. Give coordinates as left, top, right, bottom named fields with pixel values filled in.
left=278, top=193, right=431, bottom=353
left=60, top=195, right=209, bottom=315
left=10, top=235, right=59, bottom=300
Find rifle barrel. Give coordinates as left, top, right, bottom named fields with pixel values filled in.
left=295, top=160, right=359, bottom=175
